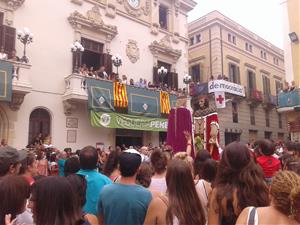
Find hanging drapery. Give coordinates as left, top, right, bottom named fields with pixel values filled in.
left=160, top=91, right=171, bottom=114
left=114, top=82, right=128, bottom=108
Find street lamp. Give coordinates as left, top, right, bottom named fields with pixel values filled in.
left=112, top=54, right=122, bottom=75
left=158, top=66, right=168, bottom=85
left=183, top=73, right=192, bottom=95
left=17, top=27, right=33, bottom=63
left=71, top=41, right=84, bottom=73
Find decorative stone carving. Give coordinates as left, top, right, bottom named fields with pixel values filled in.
left=3, top=0, right=25, bottom=10
left=149, top=35, right=182, bottom=61
left=105, top=3, right=116, bottom=18
left=9, top=93, right=25, bottom=111
left=174, top=0, right=180, bottom=16
left=150, top=23, right=159, bottom=35
left=172, top=32, right=180, bottom=44
left=87, top=6, right=103, bottom=24
left=117, top=0, right=151, bottom=17
left=126, top=40, right=140, bottom=63
left=159, top=35, right=172, bottom=48
left=70, top=0, right=83, bottom=5
left=63, top=100, right=77, bottom=116
left=68, top=7, right=118, bottom=41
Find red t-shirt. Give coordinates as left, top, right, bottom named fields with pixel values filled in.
left=256, top=155, right=281, bottom=178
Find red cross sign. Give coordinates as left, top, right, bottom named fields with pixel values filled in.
left=216, top=95, right=224, bottom=104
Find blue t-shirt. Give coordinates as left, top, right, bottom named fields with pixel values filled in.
left=98, top=183, right=152, bottom=225
left=77, top=169, right=112, bottom=215
left=58, top=159, right=66, bottom=176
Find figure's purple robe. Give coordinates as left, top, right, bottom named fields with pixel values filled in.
left=167, top=107, right=194, bottom=157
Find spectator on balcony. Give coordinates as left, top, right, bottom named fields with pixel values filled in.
left=88, top=66, right=96, bottom=78
left=283, top=80, right=290, bottom=92
left=209, top=75, right=214, bottom=81
left=290, top=81, right=296, bottom=91
left=8, top=49, right=20, bottom=62
left=121, top=75, right=128, bottom=84
left=0, top=46, right=7, bottom=60
left=129, top=78, right=134, bottom=86
left=143, top=79, right=148, bottom=88
left=135, top=78, right=143, bottom=88
left=0, top=138, right=7, bottom=147
left=217, top=74, right=222, bottom=80
left=97, top=66, right=108, bottom=80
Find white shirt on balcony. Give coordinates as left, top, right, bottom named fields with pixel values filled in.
left=0, top=53, right=8, bottom=60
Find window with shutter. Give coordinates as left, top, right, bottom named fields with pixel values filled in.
left=0, top=25, right=16, bottom=55
left=153, top=67, right=159, bottom=85
left=101, top=53, right=112, bottom=75
left=236, top=66, right=240, bottom=84
left=191, top=64, right=200, bottom=83
left=0, top=12, right=3, bottom=25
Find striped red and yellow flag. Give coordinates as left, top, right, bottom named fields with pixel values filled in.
left=114, top=82, right=128, bottom=108
left=160, top=91, right=171, bottom=114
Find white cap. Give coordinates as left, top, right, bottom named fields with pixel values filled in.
left=123, top=149, right=144, bottom=161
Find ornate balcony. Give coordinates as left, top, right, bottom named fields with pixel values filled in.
left=6, top=61, right=32, bottom=111
left=62, top=73, right=88, bottom=115
left=277, top=89, right=300, bottom=112
left=262, top=94, right=277, bottom=109
left=63, top=73, right=88, bottom=102
left=246, top=88, right=263, bottom=106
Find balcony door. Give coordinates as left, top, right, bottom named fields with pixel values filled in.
left=28, top=108, right=51, bottom=145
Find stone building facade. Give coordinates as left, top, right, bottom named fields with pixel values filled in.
left=188, top=11, right=288, bottom=145
left=0, top=0, right=196, bottom=149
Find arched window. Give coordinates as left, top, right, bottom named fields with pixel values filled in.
left=28, top=108, right=51, bottom=145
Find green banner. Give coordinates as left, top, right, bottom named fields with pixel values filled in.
left=0, top=61, right=12, bottom=102
left=91, top=111, right=167, bottom=132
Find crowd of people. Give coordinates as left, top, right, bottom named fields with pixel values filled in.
left=0, top=47, right=20, bottom=62
left=78, top=64, right=187, bottom=96
left=0, top=137, right=300, bottom=225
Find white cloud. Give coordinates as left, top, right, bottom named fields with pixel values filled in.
left=188, top=0, right=284, bottom=48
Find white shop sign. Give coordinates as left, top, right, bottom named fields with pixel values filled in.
left=208, top=80, right=245, bottom=97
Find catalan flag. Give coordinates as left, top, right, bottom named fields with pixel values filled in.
left=114, top=82, right=128, bottom=108
left=160, top=91, right=171, bottom=114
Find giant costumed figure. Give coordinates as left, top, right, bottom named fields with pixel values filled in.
left=167, top=96, right=194, bottom=158
left=194, top=95, right=220, bottom=160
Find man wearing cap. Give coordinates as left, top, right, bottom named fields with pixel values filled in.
left=98, top=149, right=152, bottom=225
left=0, top=146, right=27, bottom=177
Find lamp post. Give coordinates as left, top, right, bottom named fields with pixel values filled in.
left=71, top=41, right=84, bottom=73
left=183, top=73, right=192, bottom=110
left=157, top=66, right=168, bottom=86
left=183, top=73, right=192, bottom=95
left=112, top=54, right=122, bottom=75
left=17, top=27, right=33, bottom=63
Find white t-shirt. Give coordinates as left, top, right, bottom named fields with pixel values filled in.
left=0, top=53, right=7, bottom=60
left=149, top=177, right=167, bottom=194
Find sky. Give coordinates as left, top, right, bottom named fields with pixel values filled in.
left=188, top=0, right=284, bottom=49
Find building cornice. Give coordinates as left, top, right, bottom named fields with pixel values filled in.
left=149, top=35, right=182, bottom=61
left=226, top=55, right=240, bottom=64
left=1, top=0, right=25, bottom=10
left=244, top=63, right=256, bottom=70
left=68, top=6, right=118, bottom=41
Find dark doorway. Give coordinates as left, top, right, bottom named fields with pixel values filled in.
left=82, top=50, right=101, bottom=69
left=28, top=108, right=51, bottom=144
left=159, top=132, right=167, bottom=145
left=116, top=129, right=143, bottom=148
left=225, top=132, right=240, bottom=145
